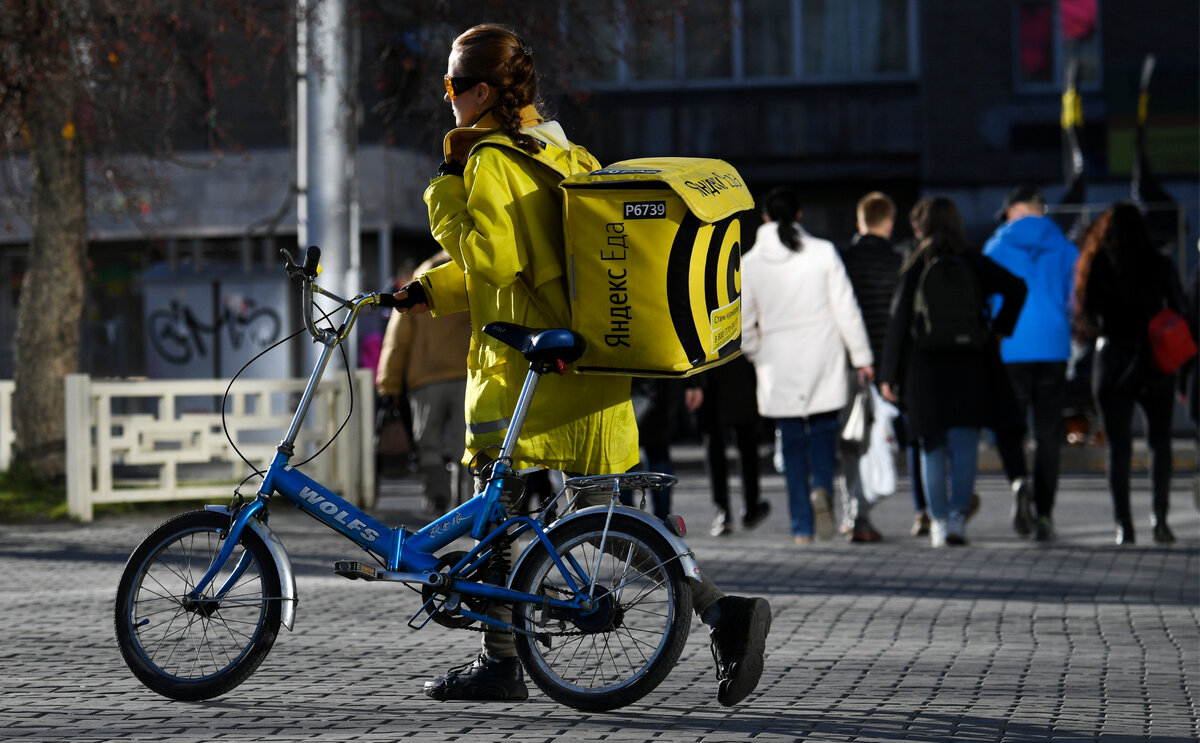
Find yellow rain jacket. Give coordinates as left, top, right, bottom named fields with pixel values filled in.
left=419, top=107, right=638, bottom=475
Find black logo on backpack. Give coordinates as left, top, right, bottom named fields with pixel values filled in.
left=911, top=256, right=990, bottom=351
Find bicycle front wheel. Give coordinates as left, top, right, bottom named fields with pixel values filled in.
left=114, top=510, right=282, bottom=701
left=511, top=512, right=691, bottom=711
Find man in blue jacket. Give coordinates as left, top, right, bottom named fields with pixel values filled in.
left=984, top=185, right=1079, bottom=542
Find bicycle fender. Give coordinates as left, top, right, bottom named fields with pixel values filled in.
left=205, top=505, right=298, bottom=630
left=513, top=505, right=701, bottom=584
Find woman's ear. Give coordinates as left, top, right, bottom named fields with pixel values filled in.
left=476, top=82, right=496, bottom=107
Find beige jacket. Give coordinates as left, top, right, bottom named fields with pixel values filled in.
left=375, top=251, right=472, bottom=396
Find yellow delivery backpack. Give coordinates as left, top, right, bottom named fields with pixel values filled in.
left=560, top=157, right=753, bottom=377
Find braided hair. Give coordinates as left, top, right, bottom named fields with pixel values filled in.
left=452, top=24, right=543, bottom=155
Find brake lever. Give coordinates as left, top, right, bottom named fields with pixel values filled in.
left=280, top=248, right=311, bottom=283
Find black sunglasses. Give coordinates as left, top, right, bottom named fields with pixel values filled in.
left=443, top=75, right=487, bottom=100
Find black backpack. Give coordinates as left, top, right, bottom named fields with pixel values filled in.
left=911, top=255, right=991, bottom=351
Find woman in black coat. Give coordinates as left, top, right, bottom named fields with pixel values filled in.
left=1073, top=201, right=1189, bottom=544
left=880, top=197, right=1026, bottom=547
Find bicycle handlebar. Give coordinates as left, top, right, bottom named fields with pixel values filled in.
left=279, top=246, right=397, bottom=345
left=376, top=293, right=402, bottom=309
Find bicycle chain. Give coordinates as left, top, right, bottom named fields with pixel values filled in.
left=436, top=585, right=593, bottom=638
left=452, top=616, right=591, bottom=638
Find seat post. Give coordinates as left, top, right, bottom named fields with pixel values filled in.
left=497, top=364, right=543, bottom=461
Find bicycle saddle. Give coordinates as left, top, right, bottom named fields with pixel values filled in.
left=483, top=322, right=587, bottom=364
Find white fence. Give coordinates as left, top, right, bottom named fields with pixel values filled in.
left=0, top=379, right=13, bottom=472
left=2, top=372, right=376, bottom=521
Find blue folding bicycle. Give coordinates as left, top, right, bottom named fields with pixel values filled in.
left=114, top=246, right=697, bottom=711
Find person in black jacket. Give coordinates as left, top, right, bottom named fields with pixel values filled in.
left=1073, top=201, right=1189, bottom=544
left=686, top=355, right=770, bottom=536
left=880, top=196, right=1027, bottom=547
left=838, top=191, right=904, bottom=542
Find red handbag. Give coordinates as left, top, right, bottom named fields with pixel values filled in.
left=1147, top=308, right=1198, bottom=374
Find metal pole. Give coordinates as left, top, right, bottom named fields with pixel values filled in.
left=295, top=0, right=308, bottom=247
left=303, top=0, right=358, bottom=370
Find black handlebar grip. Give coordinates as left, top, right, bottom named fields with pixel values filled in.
left=302, top=245, right=321, bottom=276
left=376, top=292, right=401, bottom=309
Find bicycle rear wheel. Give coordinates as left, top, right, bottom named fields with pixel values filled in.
left=510, top=513, right=691, bottom=711
left=114, top=510, right=282, bottom=701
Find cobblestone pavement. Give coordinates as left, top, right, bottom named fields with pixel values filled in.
left=1, top=459, right=1196, bottom=742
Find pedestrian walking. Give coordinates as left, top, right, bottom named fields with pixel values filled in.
left=983, top=185, right=1079, bottom=541
left=741, top=187, right=874, bottom=545
left=1073, top=201, right=1190, bottom=544
left=685, top=356, right=771, bottom=537
left=838, top=191, right=904, bottom=542
left=376, top=250, right=473, bottom=512
left=880, top=196, right=1026, bottom=547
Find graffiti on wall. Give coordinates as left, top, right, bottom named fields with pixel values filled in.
left=148, top=297, right=281, bottom=365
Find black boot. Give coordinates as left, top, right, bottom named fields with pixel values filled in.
left=742, top=500, right=771, bottom=530
left=708, top=596, right=772, bottom=706
left=423, top=653, right=529, bottom=702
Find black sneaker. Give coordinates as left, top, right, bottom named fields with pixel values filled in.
left=709, top=596, right=772, bottom=706
left=423, top=653, right=529, bottom=702
left=742, top=500, right=771, bottom=530
left=1033, top=516, right=1056, bottom=542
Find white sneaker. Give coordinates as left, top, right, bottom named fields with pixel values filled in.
left=929, top=519, right=948, bottom=548
left=1010, top=478, right=1033, bottom=536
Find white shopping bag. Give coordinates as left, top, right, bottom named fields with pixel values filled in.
left=860, top=385, right=900, bottom=503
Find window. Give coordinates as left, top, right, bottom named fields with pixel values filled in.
left=684, top=0, right=734, bottom=80
left=743, top=0, right=793, bottom=78
left=570, top=0, right=916, bottom=87
left=1016, top=0, right=1100, bottom=89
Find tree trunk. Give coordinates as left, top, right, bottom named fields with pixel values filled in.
left=13, top=43, right=86, bottom=482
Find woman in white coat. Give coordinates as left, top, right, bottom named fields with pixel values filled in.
left=741, top=188, right=874, bottom=543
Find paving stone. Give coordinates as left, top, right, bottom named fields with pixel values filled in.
left=0, top=461, right=1195, bottom=741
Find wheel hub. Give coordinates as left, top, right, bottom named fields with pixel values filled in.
left=571, top=592, right=621, bottom=633
left=182, top=595, right=220, bottom=617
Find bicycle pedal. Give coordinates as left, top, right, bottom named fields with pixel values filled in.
left=334, top=560, right=379, bottom=581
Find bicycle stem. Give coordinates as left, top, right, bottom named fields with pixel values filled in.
left=283, top=277, right=383, bottom=454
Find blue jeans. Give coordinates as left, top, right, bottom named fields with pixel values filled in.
left=777, top=412, right=839, bottom=537
left=920, top=426, right=980, bottom=521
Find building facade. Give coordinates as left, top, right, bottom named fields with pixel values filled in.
left=0, top=0, right=1196, bottom=380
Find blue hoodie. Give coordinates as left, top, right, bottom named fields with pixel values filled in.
left=983, top=215, right=1078, bottom=363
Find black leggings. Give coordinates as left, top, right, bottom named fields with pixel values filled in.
left=1095, top=374, right=1175, bottom=525
left=704, top=423, right=762, bottom=515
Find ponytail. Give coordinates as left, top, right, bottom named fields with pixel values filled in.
left=764, top=187, right=802, bottom=252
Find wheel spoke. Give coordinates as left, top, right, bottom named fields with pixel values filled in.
left=116, top=511, right=282, bottom=700
left=511, top=514, right=690, bottom=708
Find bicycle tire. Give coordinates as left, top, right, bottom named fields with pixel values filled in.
left=114, top=510, right=282, bottom=701
left=510, top=512, right=691, bottom=711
